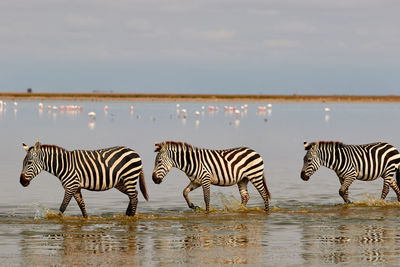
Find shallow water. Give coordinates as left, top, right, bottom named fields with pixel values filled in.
left=2, top=100, right=400, bottom=265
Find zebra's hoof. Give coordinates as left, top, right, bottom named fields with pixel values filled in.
left=189, top=204, right=200, bottom=210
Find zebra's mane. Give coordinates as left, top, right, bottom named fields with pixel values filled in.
left=40, top=144, right=67, bottom=152
left=314, top=141, right=344, bottom=148
left=163, top=141, right=193, bottom=150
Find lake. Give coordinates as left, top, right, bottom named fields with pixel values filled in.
left=1, top=100, right=400, bottom=266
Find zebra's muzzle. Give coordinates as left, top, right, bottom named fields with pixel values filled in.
left=300, top=171, right=309, bottom=181
left=20, top=173, right=30, bottom=187
left=152, top=173, right=163, bottom=184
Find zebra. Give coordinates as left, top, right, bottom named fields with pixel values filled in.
left=20, top=142, right=149, bottom=217
left=152, top=141, right=271, bottom=211
left=301, top=141, right=400, bottom=203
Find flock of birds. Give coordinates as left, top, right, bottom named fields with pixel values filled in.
left=0, top=100, right=332, bottom=129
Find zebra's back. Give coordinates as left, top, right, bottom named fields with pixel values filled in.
left=73, top=146, right=142, bottom=191
left=343, top=142, right=400, bottom=180
left=203, top=147, right=264, bottom=185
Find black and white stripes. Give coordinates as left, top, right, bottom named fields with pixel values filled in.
left=301, top=141, right=400, bottom=203
left=152, top=141, right=270, bottom=211
left=20, top=142, right=148, bottom=217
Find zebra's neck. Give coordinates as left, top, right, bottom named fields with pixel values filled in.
left=168, top=143, right=197, bottom=172
left=40, top=145, right=71, bottom=179
left=317, top=142, right=343, bottom=170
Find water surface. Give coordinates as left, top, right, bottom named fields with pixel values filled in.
left=1, top=100, right=400, bottom=265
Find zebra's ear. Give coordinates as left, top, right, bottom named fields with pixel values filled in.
left=23, top=143, right=29, bottom=152
left=304, top=141, right=312, bottom=151
left=154, top=143, right=161, bottom=152
left=34, top=141, right=41, bottom=151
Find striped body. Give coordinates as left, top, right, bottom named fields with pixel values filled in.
left=301, top=141, right=400, bottom=203
left=20, top=142, right=148, bottom=217
left=152, top=141, right=270, bottom=211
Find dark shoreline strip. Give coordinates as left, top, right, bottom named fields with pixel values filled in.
left=0, top=92, right=400, bottom=102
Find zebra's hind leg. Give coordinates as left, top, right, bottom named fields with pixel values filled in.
left=73, top=189, right=88, bottom=218
left=126, top=191, right=138, bottom=216
left=115, top=180, right=138, bottom=216
left=237, top=179, right=250, bottom=206
left=386, top=178, right=400, bottom=201
left=249, top=175, right=270, bottom=212
left=183, top=182, right=201, bottom=210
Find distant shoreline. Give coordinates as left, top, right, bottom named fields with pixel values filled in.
left=1, top=92, right=400, bottom=102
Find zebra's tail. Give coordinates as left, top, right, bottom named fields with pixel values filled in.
left=139, top=170, right=149, bottom=201
left=263, top=174, right=271, bottom=200
left=396, top=168, right=400, bottom=188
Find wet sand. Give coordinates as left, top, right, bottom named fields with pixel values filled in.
left=1, top=92, right=400, bottom=102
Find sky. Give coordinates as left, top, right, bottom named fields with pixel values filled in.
left=0, top=0, right=399, bottom=95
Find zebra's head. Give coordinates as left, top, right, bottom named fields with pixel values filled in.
left=20, top=142, right=44, bottom=187
left=152, top=142, right=174, bottom=184
left=301, top=141, right=321, bottom=181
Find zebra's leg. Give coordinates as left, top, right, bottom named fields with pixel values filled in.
left=338, top=176, right=349, bottom=202
left=339, top=176, right=355, bottom=203
left=73, top=189, right=88, bottom=218
left=115, top=180, right=136, bottom=216
left=201, top=176, right=212, bottom=211
left=249, top=176, right=270, bottom=211
left=59, top=188, right=77, bottom=216
left=237, top=179, right=250, bottom=206
left=183, top=182, right=201, bottom=210
left=381, top=179, right=391, bottom=200
left=127, top=190, right=138, bottom=216
left=383, top=176, right=400, bottom=201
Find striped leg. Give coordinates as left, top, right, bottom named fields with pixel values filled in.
left=388, top=179, right=400, bottom=201
left=127, top=191, right=138, bottom=216
left=381, top=168, right=400, bottom=201
left=249, top=176, right=269, bottom=211
left=115, top=180, right=138, bottom=216
left=59, top=187, right=78, bottom=215
left=183, top=181, right=201, bottom=210
left=201, top=175, right=211, bottom=211
left=237, top=179, right=250, bottom=206
left=381, top=175, right=400, bottom=201
left=339, top=176, right=355, bottom=203
left=73, top=189, right=88, bottom=218
left=338, top=176, right=349, bottom=202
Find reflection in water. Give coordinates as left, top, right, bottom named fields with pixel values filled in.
left=20, top=222, right=142, bottom=266
left=16, top=213, right=266, bottom=266
left=301, top=208, right=400, bottom=264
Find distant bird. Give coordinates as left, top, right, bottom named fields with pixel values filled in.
left=88, top=112, right=96, bottom=119
left=324, top=107, right=331, bottom=112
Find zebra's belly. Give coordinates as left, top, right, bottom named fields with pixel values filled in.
left=210, top=174, right=237, bottom=186
left=80, top=179, right=119, bottom=191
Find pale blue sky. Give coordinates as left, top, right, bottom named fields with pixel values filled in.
left=0, top=0, right=399, bottom=94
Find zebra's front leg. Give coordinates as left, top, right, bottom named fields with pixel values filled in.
left=237, top=179, right=250, bottom=206
left=74, top=189, right=88, bottom=218
left=201, top=176, right=211, bottom=211
left=338, top=176, right=349, bottom=202
left=339, top=176, right=355, bottom=203
left=183, top=182, right=201, bottom=210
